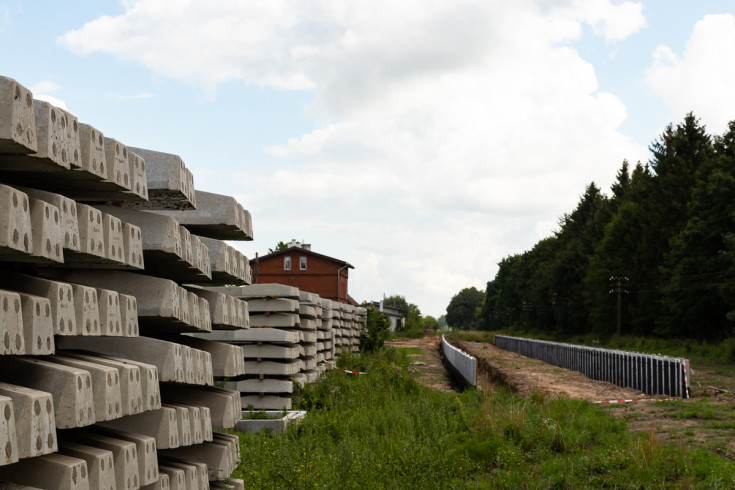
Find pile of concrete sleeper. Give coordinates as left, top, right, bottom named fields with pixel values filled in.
left=0, top=74, right=253, bottom=489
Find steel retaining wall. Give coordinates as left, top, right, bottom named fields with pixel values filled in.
left=441, top=335, right=477, bottom=387
left=495, top=335, right=690, bottom=398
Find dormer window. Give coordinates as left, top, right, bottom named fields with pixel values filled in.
left=300, top=256, right=307, bottom=270
left=284, top=256, right=291, bottom=270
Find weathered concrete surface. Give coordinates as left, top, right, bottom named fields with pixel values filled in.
left=97, top=407, right=179, bottom=450
left=159, top=441, right=234, bottom=480
left=77, top=123, right=108, bottom=179
left=128, top=150, right=148, bottom=200
left=151, top=190, right=252, bottom=240
left=18, top=293, right=54, bottom=355
left=92, top=427, right=159, bottom=486
left=157, top=465, right=184, bottom=490
left=74, top=203, right=106, bottom=258
left=0, top=185, right=32, bottom=259
left=47, top=355, right=122, bottom=422
left=0, top=453, right=89, bottom=490
left=161, top=459, right=208, bottom=490
left=0, top=383, right=54, bottom=460
left=14, top=186, right=80, bottom=252
left=69, top=283, right=100, bottom=336
left=246, top=298, right=299, bottom=313
left=216, top=283, right=299, bottom=300
left=188, top=327, right=299, bottom=344
left=124, top=147, right=196, bottom=210
left=60, top=430, right=139, bottom=490
left=225, top=378, right=293, bottom=394
left=122, top=222, right=145, bottom=269
left=0, top=77, right=36, bottom=154
left=168, top=335, right=245, bottom=377
left=243, top=359, right=301, bottom=376
left=248, top=313, right=299, bottom=328
left=0, top=395, right=18, bottom=466
left=160, top=385, right=239, bottom=429
left=0, top=356, right=94, bottom=429
left=57, top=441, right=116, bottom=490
left=240, top=395, right=292, bottom=411
left=103, top=137, right=131, bottom=191
left=197, top=237, right=248, bottom=284
left=27, top=197, right=63, bottom=263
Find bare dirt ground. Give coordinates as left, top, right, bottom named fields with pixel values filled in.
left=449, top=337, right=735, bottom=460
left=385, top=336, right=454, bottom=392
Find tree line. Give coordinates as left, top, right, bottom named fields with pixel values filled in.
left=452, top=114, right=735, bottom=341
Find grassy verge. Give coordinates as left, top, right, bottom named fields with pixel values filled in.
left=231, top=348, right=735, bottom=488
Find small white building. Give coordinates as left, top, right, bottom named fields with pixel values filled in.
left=372, top=301, right=405, bottom=332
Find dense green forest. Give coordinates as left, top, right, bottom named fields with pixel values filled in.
left=479, top=114, right=735, bottom=341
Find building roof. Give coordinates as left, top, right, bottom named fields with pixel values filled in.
left=250, top=246, right=354, bottom=269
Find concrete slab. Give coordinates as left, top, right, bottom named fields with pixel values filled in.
left=97, top=407, right=179, bottom=449
left=159, top=442, right=233, bottom=480
left=211, top=479, right=244, bottom=490
left=0, top=357, right=94, bottom=429
left=0, top=453, right=89, bottom=490
left=103, top=137, right=132, bottom=191
left=240, top=344, right=300, bottom=360
left=174, top=336, right=244, bottom=377
left=160, top=386, right=239, bottom=429
left=122, top=222, right=145, bottom=269
left=97, top=356, right=160, bottom=412
left=157, top=466, right=184, bottom=490
left=120, top=293, right=140, bottom=337
left=101, top=212, right=125, bottom=264
left=96, top=288, right=123, bottom=336
left=28, top=197, right=63, bottom=263
left=61, top=430, right=138, bottom=490
left=13, top=186, right=81, bottom=252
left=69, top=284, right=101, bottom=336
left=159, top=459, right=208, bottom=490
left=213, top=431, right=240, bottom=467
left=92, top=427, right=159, bottom=486
left=57, top=441, right=115, bottom=490
left=246, top=298, right=299, bottom=313
left=0, top=273, right=76, bottom=338
left=178, top=225, right=193, bottom=267
left=0, top=77, right=36, bottom=154
left=0, top=185, right=32, bottom=259
left=162, top=404, right=191, bottom=448
left=30, top=100, right=72, bottom=169
left=18, top=293, right=54, bottom=355
left=243, top=360, right=301, bottom=376
left=152, top=190, right=253, bottom=240
left=225, top=378, right=293, bottom=394
left=128, top=150, right=149, bottom=200
left=47, top=355, right=122, bottom=422
left=248, top=313, right=298, bottom=328
left=95, top=205, right=182, bottom=259
left=197, top=238, right=211, bottom=279
left=163, top=404, right=202, bottom=445
left=77, top=123, right=108, bottom=179
left=57, top=336, right=188, bottom=384
left=75, top=203, right=106, bottom=258
left=221, top=284, right=299, bottom=300
left=197, top=296, right=212, bottom=333
left=240, top=395, right=292, bottom=411
left=123, top=147, right=196, bottom=210
left=140, top=472, right=169, bottom=490
left=0, top=395, right=18, bottom=466
left=58, top=351, right=143, bottom=416
left=187, top=327, right=298, bottom=344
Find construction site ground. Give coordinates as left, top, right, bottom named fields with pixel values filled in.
left=389, top=335, right=735, bottom=461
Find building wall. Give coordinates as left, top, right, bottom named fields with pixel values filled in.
left=253, top=252, right=350, bottom=303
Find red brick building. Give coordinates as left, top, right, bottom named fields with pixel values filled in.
left=250, top=242, right=357, bottom=305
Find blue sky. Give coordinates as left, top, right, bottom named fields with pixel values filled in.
left=3, top=1, right=735, bottom=318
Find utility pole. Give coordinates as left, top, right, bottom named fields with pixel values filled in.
left=609, top=276, right=629, bottom=339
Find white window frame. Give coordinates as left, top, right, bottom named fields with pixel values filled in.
left=300, top=256, right=307, bottom=270
left=284, top=256, right=291, bottom=270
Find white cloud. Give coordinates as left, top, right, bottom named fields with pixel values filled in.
left=113, top=92, right=155, bottom=100
left=61, top=0, right=648, bottom=316
left=30, top=81, right=67, bottom=109
left=647, top=14, right=735, bottom=135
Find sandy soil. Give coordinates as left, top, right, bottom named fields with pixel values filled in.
left=385, top=336, right=455, bottom=392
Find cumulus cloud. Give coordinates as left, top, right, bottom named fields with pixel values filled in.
left=30, top=81, right=67, bottom=109
left=647, top=14, right=735, bottom=135
left=61, top=0, right=648, bottom=315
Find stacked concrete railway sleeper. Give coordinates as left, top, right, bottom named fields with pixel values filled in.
left=0, top=74, right=247, bottom=488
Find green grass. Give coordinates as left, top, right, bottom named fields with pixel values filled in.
left=230, top=348, right=735, bottom=488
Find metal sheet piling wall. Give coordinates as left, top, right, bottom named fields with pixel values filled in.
left=441, top=335, right=477, bottom=387
left=494, top=335, right=690, bottom=398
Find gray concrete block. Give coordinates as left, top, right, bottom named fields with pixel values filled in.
left=0, top=453, right=89, bottom=490
left=199, top=406, right=213, bottom=442
left=173, top=336, right=245, bottom=378
left=240, top=395, right=291, bottom=411
left=243, top=360, right=301, bottom=376
left=157, top=466, right=184, bottom=490
left=0, top=357, right=94, bottom=429
left=13, top=186, right=81, bottom=252
left=30, top=100, right=73, bottom=169
left=160, top=386, right=239, bottom=430
left=0, top=185, right=32, bottom=258
left=0, top=77, right=36, bottom=154
left=197, top=296, right=212, bottom=333
left=225, top=378, right=292, bottom=394
left=240, top=344, right=300, bottom=360
left=152, top=190, right=253, bottom=240
left=95, top=206, right=182, bottom=259
left=0, top=396, right=18, bottom=466
left=163, top=404, right=203, bottom=446
left=18, top=293, right=54, bottom=355
left=159, top=442, right=232, bottom=480
left=196, top=237, right=211, bottom=279
left=96, top=288, right=123, bottom=336
left=120, top=293, right=140, bottom=337
left=57, top=336, right=188, bottom=384
left=160, top=459, right=208, bottom=490
left=222, top=284, right=299, bottom=300
left=100, top=357, right=160, bottom=412
left=93, top=428, right=159, bottom=486
left=178, top=225, right=193, bottom=266
left=213, top=431, right=239, bottom=467
left=97, top=407, right=179, bottom=450
left=75, top=203, right=106, bottom=258
left=210, top=478, right=245, bottom=490
left=59, top=352, right=143, bottom=416
left=102, top=212, right=125, bottom=264
left=141, top=472, right=169, bottom=490
left=122, top=222, right=145, bottom=269
left=77, top=123, right=108, bottom=179
left=69, top=284, right=101, bottom=336
left=124, top=147, right=196, bottom=210
left=248, top=313, right=298, bottom=328
left=197, top=237, right=248, bottom=284
left=47, top=355, right=122, bottom=422
left=103, top=137, right=132, bottom=191
left=28, top=197, right=63, bottom=263
left=57, top=441, right=115, bottom=490
left=246, top=298, right=299, bottom=313
left=128, top=150, right=149, bottom=200
left=61, top=430, right=138, bottom=490
left=162, top=404, right=191, bottom=448
left=187, top=327, right=298, bottom=344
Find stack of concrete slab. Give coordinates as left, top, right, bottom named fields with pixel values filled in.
left=0, top=74, right=247, bottom=488
left=298, top=291, right=321, bottom=383
left=317, top=298, right=336, bottom=369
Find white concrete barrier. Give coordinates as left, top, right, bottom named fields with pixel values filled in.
left=441, top=335, right=477, bottom=387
